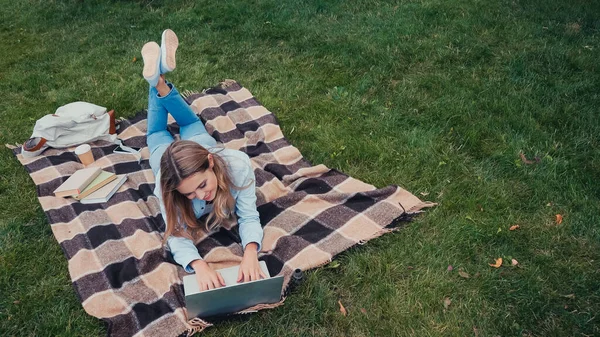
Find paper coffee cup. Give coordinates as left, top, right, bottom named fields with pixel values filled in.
left=74, top=144, right=94, bottom=166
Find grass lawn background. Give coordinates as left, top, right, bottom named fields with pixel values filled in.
left=1, top=0, right=599, bottom=336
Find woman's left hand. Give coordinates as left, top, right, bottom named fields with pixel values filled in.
left=237, top=242, right=266, bottom=283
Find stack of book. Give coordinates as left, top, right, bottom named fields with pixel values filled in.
left=53, top=167, right=128, bottom=204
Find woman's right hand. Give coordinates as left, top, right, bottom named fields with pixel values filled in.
left=190, top=259, right=225, bottom=291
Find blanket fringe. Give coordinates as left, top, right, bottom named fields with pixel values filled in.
left=186, top=317, right=213, bottom=336
left=181, top=90, right=201, bottom=99
left=358, top=227, right=398, bottom=245
left=220, top=79, right=238, bottom=89
left=238, top=297, right=286, bottom=314
left=181, top=79, right=237, bottom=100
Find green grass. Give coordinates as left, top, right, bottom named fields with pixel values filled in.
left=1, top=0, right=599, bottom=336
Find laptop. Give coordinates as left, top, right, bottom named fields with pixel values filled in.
left=183, top=261, right=284, bottom=318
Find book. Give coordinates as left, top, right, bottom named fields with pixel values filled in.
left=80, top=174, right=128, bottom=204
left=73, top=171, right=117, bottom=200
left=54, top=167, right=102, bottom=197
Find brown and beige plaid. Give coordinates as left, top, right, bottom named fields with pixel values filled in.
left=12, top=80, right=434, bottom=337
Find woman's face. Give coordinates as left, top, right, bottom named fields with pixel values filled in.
left=176, top=155, right=218, bottom=201
left=177, top=169, right=218, bottom=201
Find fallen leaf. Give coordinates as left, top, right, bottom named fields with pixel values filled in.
left=509, top=225, right=520, bottom=231
left=360, top=308, right=367, bottom=314
left=489, top=258, right=503, bottom=268
left=420, top=191, right=429, bottom=196
left=458, top=270, right=470, bottom=278
left=473, top=326, right=479, bottom=337
left=556, top=214, right=563, bottom=225
left=519, top=152, right=536, bottom=165
left=132, top=57, right=137, bottom=63
left=447, top=265, right=454, bottom=271
left=407, top=266, right=414, bottom=270
left=478, top=205, right=484, bottom=212
left=338, top=300, right=347, bottom=316
left=546, top=202, right=553, bottom=207
left=511, top=259, right=519, bottom=266
left=13, top=300, right=20, bottom=304
left=561, top=293, right=576, bottom=299
left=566, top=22, right=581, bottom=34
left=443, top=297, right=452, bottom=310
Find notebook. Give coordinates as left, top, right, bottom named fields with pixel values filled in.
left=54, top=167, right=102, bottom=197
left=79, top=174, right=127, bottom=204
left=73, top=171, right=117, bottom=200
left=183, top=261, right=284, bottom=318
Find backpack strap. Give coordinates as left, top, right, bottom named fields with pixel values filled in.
left=114, top=138, right=142, bottom=164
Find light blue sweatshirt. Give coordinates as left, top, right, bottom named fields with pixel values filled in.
left=154, top=148, right=264, bottom=273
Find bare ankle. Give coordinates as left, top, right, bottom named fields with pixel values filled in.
left=156, top=77, right=171, bottom=97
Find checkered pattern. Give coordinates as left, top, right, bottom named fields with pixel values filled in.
left=12, top=80, right=434, bottom=337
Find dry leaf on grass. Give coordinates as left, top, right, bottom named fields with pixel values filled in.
left=489, top=258, right=503, bottom=268
left=519, top=152, right=540, bottom=164
left=443, top=297, right=452, bottom=310
left=420, top=191, right=429, bottom=196
left=566, top=22, right=581, bottom=34
left=458, top=270, right=470, bottom=278
left=338, top=300, right=347, bottom=316
left=561, top=293, right=576, bottom=299
left=447, top=265, right=454, bottom=271
left=360, top=308, right=367, bottom=314
left=509, top=225, right=520, bottom=231
left=556, top=214, right=563, bottom=225
left=132, top=57, right=137, bottom=63
left=511, top=259, right=519, bottom=266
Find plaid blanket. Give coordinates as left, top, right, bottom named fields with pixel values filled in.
left=12, top=80, right=434, bottom=337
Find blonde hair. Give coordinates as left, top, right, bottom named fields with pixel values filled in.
left=160, top=140, right=237, bottom=242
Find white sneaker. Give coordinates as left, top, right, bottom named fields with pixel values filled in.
left=141, top=41, right=161, bottom=87
left=160, top=29, right=179, bottom=74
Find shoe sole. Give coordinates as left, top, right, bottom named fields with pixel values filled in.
left=141, top=42, right=160, bottom=81
left=161, top=29, right=179, bottom=72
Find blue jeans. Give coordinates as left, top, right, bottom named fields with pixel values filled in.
left=147, top=83, right=217, bottom=175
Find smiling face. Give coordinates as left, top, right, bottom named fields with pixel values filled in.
left=176, top=168, right=218, bottom=201
left=175, top=151, right=218, bottom=202
left=175, top=154, right=218, bottom=202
